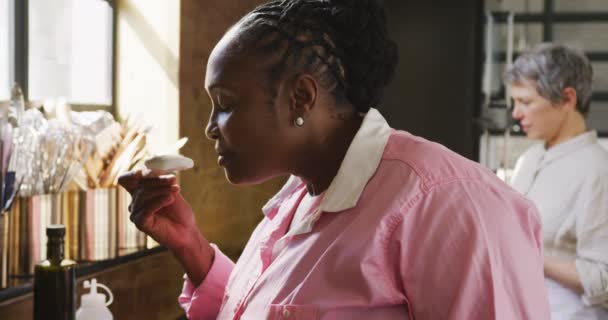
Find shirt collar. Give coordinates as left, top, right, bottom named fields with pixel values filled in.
left=262, top=108, right=392, bottom=218
left=541, top=130, right=598, bottom=167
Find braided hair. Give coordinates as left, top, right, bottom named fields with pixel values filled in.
left=231, top=0, right=399, bottom=113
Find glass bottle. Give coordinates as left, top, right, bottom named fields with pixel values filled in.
left=34, top=224, right=76, bottom=320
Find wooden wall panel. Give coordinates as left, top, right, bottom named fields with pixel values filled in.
left=179, top=0, right=286, bottom=261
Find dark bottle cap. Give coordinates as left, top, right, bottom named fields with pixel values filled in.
left=46, top=224, right=66, bottom=238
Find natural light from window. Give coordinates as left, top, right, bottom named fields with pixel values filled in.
left=0, top=0, right=10, bottom=100
left=29, top=0, right=113, bottom=105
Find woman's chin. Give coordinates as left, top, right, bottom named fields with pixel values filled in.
left=223, top=169, right=277, bottom=187
left=224, top=169, right=258, bottom=186
left=526, top=131, right=542, bottom=141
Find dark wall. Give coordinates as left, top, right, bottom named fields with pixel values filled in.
left=381, top=0, right=483, bottom=160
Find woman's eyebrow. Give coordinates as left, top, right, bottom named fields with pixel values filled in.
left=208, top=86, right=239, bottom=99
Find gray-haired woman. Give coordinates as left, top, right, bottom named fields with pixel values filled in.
left=506, top=43, right=608, bottom=319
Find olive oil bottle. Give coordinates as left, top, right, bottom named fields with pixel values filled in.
left=34, top=225, right=77, bottom=320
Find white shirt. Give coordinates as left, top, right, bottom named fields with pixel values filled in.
left=511, top=130, right=608, bottom=318
left=288, top=191, right=324, bottom=233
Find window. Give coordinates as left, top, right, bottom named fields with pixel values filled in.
left=588, top=102, right=608, bottom=132
left=482, top=0, right=608, bottom=135
left=486, top=0, right=543, bottom=13
left=481, top=0, right=608, bottom=168
left=2, top=0, right=114, bottom=107
left=0, top=0, right=11, bottom=100
left=553, top=23, right=608, bottom=52
left=554, top=0, right=608, bottom=12
left=29, top=0, right=113, bottom=105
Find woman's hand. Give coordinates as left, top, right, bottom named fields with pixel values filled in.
left=118, top=170, right=196, bottom=251
left=118, top=170, right=214, bottom=286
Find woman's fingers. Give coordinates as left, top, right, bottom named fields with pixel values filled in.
left=129, top=185, right=180, bottom=213
left=118, top=170, right=176, bottom=194
left=122, top=171, right=182, bottom=237
left=139, top=174, right=177, bottom=188
left=118, top=170, right=143, bottom=193
left=130, top=193, right=176, bottom=228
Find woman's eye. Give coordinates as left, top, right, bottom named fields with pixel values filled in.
left=217, top=103, right=231, bottom=111
left=217, top=95, right=233, bottom=111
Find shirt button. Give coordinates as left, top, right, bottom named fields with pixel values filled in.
left=282, top=307, right=291, bottom=318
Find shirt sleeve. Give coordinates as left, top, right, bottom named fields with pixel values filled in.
left=387, top=181, right=550, bottom=319
left=178, top=244, right=235, bottom=319
left=574, top=173, right=608, bottom=308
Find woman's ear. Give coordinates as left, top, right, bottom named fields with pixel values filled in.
left=561, top=87, right=578, bottom=112
left=290, top=74, right=318, bottom=119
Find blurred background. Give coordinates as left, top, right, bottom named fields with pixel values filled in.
left=0, top=0, right=607, bottom=319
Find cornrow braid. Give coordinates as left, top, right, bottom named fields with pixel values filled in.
left=232, top=0, right=399, bottom=113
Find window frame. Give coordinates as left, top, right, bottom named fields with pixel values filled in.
left=5, top=0, right=116, bottom=113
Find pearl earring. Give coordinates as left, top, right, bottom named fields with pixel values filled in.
left=294, top=117, right=304, bottom=127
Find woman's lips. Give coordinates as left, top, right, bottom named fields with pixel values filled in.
left=215, top=144, right=231, bottom=166
left=215, top=147, right=230, bottom=166
left=217, top=154, right=227, bottom=166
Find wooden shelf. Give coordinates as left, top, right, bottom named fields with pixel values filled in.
left=0, top=246, right=164, bottom=303
left=0, top=247, right=186, bottom=320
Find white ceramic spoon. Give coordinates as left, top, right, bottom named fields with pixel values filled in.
left=143, top=154, right=194, bottom=177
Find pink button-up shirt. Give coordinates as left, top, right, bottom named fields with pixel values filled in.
left=179, top=109, right=550, bottom=319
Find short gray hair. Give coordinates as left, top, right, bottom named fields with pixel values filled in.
left=504, top=43, right=594, bottom=115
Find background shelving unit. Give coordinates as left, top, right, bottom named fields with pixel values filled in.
left=484, top=0, right=608, bottom=136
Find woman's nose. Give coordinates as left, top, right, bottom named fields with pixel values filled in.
left=205, top=113, right=219, bottom=141
left=512, top=105, right=522, bottom=120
